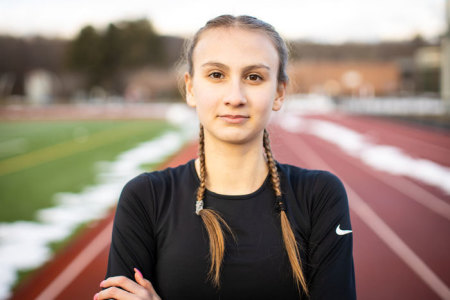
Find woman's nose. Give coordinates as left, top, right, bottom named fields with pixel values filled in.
left=223, top=79, right=246, bottom=106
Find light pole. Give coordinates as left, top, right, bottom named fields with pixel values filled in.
left=441, top=0, right=450, bottom=101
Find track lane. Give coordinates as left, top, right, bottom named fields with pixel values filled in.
left=351, top=213, right=438, bottom=300
left=10, top=212, right=115, bottom=300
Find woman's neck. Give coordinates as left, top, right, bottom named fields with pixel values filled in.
left=195, top=132, right=269, bottom=195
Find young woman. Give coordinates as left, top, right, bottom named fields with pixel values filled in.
left=95, top=15, right=356, bottom=300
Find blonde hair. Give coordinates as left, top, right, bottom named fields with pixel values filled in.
left=189, top=15, right=308, bottom=296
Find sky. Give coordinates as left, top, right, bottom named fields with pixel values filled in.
left=0, top=0, right=447, bottom=43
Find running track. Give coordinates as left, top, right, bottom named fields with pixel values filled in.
left=11, top=113, right=450, bottom=299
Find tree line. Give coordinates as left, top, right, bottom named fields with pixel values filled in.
left=0, top=20, right=439, bottom=99
left=67, top=19, right=176, bottom=93
left=0, top=19, right=184, bottom=98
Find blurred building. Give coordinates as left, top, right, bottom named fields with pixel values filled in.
left=443, top=40, right=450, bottom=101
left=287, top=61, right=399, bottom=97
left=124, top=69, right=179, bottom=102
left=24, top=69, right=55, bottom=104
left=288, top=37, right=443, bottom=98
left=414, top=47, right=441, bottom=95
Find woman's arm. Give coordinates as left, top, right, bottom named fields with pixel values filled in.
left=97, top=174, right=160, bottom=299
left=106, top=174, right=157, bottom=280
left=307, top=171, right=356, bottom=300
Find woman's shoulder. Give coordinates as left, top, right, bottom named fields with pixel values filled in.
left=276, top=161, right=343, bottom=188
left=276, top=161, right=347, bottom=209
left=122, top=159, right=196, bottom=196
left=117, top=159, right=197, bottom=221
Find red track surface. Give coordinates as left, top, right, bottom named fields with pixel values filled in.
left=10, top=114, right=450, bottom=299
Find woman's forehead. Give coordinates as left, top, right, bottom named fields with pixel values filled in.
left=192, top=27, right=279, bottom=69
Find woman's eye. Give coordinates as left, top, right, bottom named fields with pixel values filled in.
left=209, top=72, right=224, bottom=79
left=247, top=74, right=262, bottom=81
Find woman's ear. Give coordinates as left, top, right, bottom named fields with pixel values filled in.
left=272, top=81, right=286, bottom=111
left=184, top=72, right=196, bottom=108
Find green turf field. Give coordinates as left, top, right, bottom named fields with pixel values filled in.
left=0, top=120, right=174, bottom=223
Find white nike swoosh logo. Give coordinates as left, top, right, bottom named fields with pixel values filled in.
left=336, top=224, right=352, bottom=235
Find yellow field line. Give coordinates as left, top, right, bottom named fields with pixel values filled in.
left=0, top=123, right=152, bottom=176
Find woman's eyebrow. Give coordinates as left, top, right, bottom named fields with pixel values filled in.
left=201, top=62, right=229, bottom=70
left=201, top=62, right=271, bottom=72
left=242, top=64, right=271, bottom=73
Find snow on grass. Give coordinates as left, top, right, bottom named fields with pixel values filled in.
left=0, top=104, right=198, bottom=300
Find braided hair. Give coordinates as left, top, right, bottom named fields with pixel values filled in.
left=188, top=14, right=309, bottom=296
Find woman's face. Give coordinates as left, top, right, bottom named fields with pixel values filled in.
left=185, top=27, right=286, bottom=145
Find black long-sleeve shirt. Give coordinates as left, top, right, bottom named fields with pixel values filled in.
left=106, top=159, right=356, bottom=299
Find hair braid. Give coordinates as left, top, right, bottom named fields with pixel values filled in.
left=197, top=124, right=207, bottom=204
left=263, top=129, right=309, bottom=296
left=196, top=124, right=233, bottom=288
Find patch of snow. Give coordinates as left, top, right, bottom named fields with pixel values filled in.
left=0, top=105, right=197, bottom=299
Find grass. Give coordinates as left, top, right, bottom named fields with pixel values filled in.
left=0, top=120, right=174, bottom=222
left=1, top=119, right=179, bottom=294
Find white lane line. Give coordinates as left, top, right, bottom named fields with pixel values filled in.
left=347, top=188, right=450, bottom=300
left=34, top=221, right=113, bottom=300
left=280, top=130, right=450, bottom=300
left=335, top=148, right=450, bottom=221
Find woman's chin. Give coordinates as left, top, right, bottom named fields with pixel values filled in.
left=209, top=129, right=263, bottom=146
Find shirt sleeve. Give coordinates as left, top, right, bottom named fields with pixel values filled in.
left=307, top=171, right=356, bottom=300
left=105, top=173, right=157, bottom=283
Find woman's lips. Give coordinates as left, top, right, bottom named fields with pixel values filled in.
left=218, top=114, right=249, bottom=124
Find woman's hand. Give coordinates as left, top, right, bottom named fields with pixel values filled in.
left=94, top=268, right=161, bottom=300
